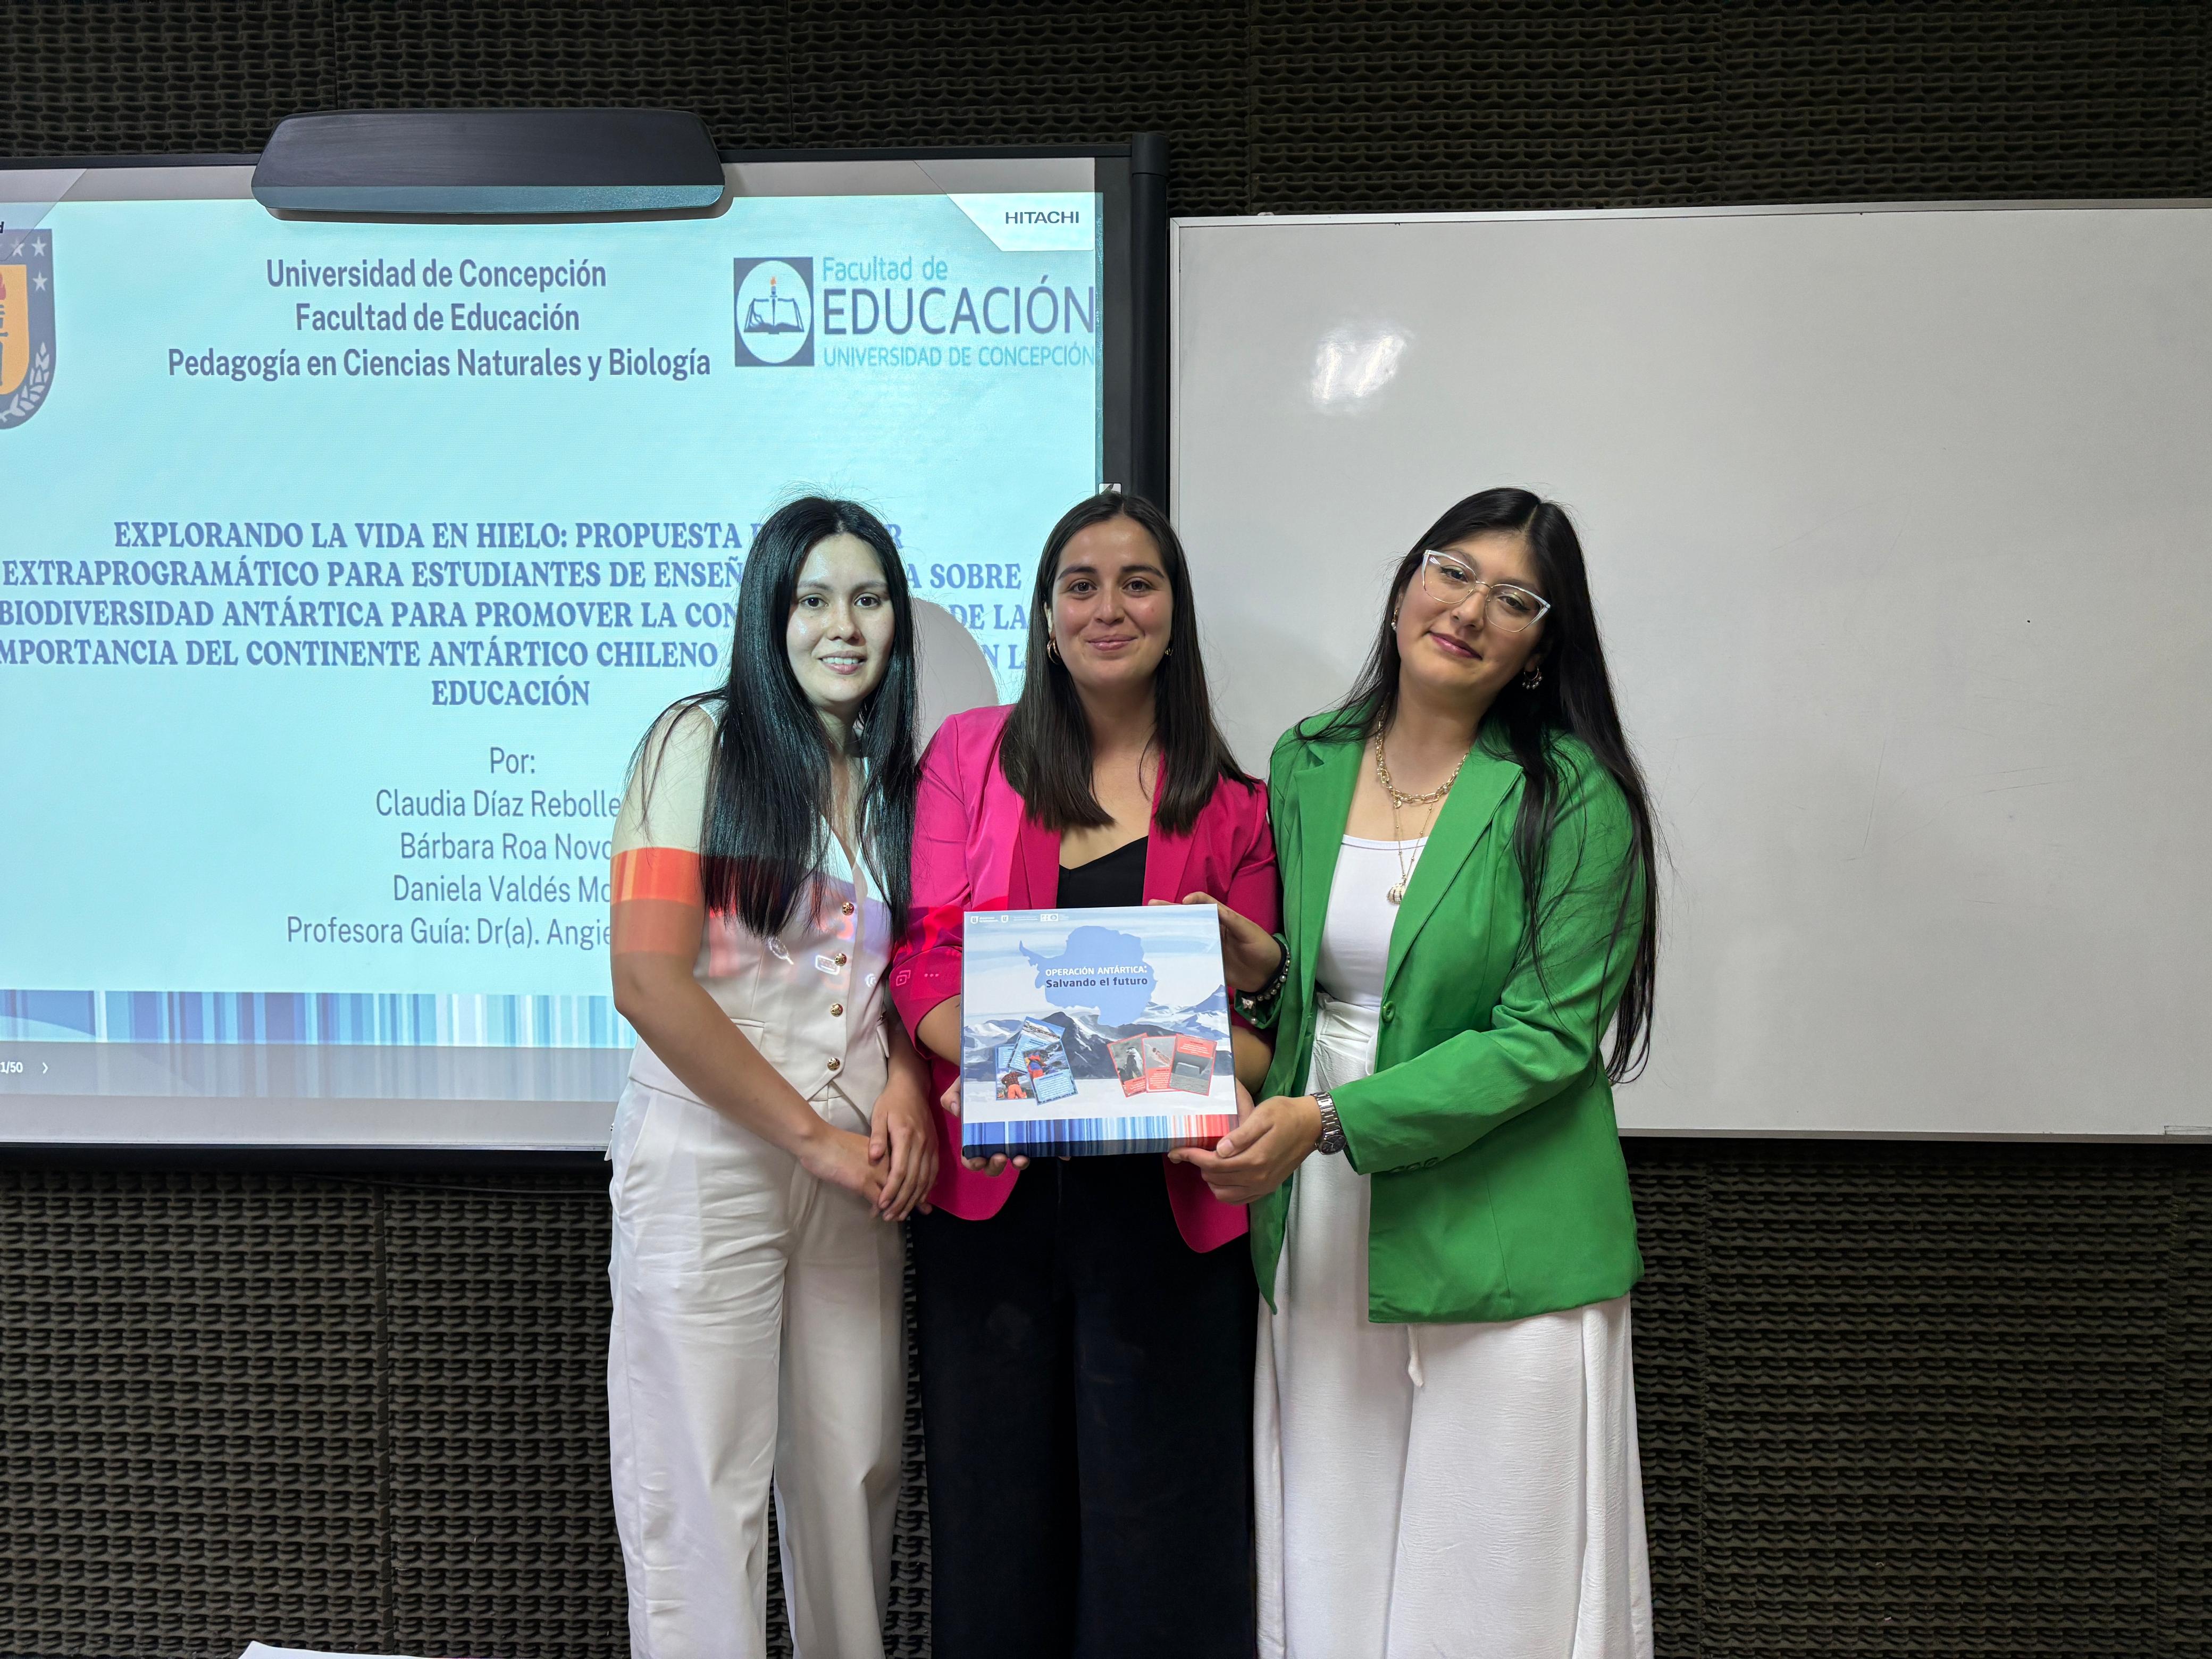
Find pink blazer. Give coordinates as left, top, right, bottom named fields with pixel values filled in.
left=890, top=704, right=1281, bottom=1251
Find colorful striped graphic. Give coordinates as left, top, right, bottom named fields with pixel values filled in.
left=0, top=989, right=633, bottom=1048
left=961, top=1113, right=1237, bottom=1158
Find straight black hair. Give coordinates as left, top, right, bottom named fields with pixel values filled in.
left=1318, top=488, right=1660, bottom=1081
left=999, top=490, right=1254, bottom=835
left=637, top=496, right=919, bottom=941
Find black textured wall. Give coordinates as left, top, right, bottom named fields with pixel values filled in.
left=9, top=3, right=2207, bottom=215
left=5, top=4, right=2210, bottom=1655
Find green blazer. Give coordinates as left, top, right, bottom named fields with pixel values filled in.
left=1252, top=717, right=1646, bottom=1324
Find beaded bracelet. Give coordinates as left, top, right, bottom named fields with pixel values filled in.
left=1230, top=935, right=1293, bottom=1025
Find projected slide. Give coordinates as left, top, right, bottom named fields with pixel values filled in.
left=0, top=166, right=1105, bottom=1141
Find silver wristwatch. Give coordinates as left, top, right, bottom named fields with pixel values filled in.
left=1313, top=1091, right=1346, bottom=1157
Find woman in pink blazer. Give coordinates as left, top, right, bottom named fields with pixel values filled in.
left=891, top=491, right=1283, bottom=1659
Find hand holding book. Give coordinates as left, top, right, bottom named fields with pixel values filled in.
left=937, top=1073, right=1031, bottom=1177
left=1169, top=1088, right=1324, bottom=1206
left=1157, top=892, right=1286, bottom=994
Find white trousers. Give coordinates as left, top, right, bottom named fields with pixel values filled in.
left=1255, top=999, right=1653, bottom=1659
left=607, top=1079, right=906, bottom=1659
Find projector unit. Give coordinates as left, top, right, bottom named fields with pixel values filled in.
left=251, top=108, right=726, bottom=217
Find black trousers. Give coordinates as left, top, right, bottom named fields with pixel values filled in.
left=910, top=1154, right=1258, bottom=1659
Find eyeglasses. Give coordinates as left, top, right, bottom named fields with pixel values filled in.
left=1418, top=550, right=1551, bottom=633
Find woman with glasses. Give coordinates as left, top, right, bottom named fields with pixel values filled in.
left=892, top=490, right=1279, bottom=1658
left=1177, top=489, right=1660, bottom=1657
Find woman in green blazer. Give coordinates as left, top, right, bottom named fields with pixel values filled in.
left=1176, top=489, right=1660, bottom=1658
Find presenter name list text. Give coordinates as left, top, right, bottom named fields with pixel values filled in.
left=365, top=782, right=614, bottom=954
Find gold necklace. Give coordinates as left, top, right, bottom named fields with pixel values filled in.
left=1373, top=732, right=1471, bottom=808
left=1372, top=733, right=1469, bottom=903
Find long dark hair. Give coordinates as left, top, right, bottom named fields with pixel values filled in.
left=999, top=490, right=1254, bottom=834
left=636, top=496, right=919, bottom=940
left=1319, top=488, right=1659, bottom=1080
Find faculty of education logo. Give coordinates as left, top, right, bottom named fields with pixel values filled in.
left=732, top=257, right=813, bottom=367
left=0, top=228, right=55, bottom=430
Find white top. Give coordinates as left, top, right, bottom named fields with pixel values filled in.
left=1313, top=835, right=1427, bottom=1009
left=612, top=705, right=893, bottom=1110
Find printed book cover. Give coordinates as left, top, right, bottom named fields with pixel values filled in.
left=961, top=902, right=1236, bottom=1157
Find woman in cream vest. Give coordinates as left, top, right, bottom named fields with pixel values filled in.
left=604, top=496, right=938, bottom=1659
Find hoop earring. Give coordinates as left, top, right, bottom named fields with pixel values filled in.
left=1046, top=634, right=1062, bottom=663
left=1520, top=664, right=1544, bottom=690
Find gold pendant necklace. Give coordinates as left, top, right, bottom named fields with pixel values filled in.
left=1385, top=801, right=1427, bottom=905
left=1385, top=798, right=1438, bottom=904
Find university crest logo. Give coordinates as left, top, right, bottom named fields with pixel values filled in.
left=0, top=227, right=55, bottom=430
left=732, top=257, right=813, bottom=367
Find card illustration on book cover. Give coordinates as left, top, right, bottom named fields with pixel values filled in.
left=961, top=903, right=1236, bottom=1157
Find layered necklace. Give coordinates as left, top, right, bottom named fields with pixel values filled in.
left=1372, top=731, right=1473, bottom=904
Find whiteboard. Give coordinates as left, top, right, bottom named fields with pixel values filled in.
left=1171, top=203, right=2212, bottom=1139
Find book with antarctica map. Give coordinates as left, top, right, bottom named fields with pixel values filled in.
left=961, top=902, right=1236, bottom=1157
